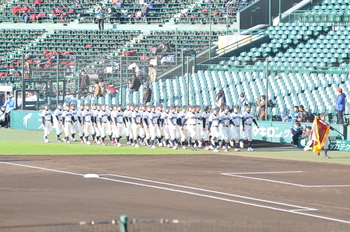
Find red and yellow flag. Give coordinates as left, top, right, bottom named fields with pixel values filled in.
left=311, top=116, right=330, bottom=154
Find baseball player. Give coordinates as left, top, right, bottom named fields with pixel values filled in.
left=156, top=104, right=164, bottom=146
left=108, top=105, right=114, bottom=143
left=219, top=105, right=233, bottom=152
left=138, top=104, right=146, bottom=145
left=62, top=104, right=75, bottom=144
left=201, top=105, right=211, bottom=150
left=207, top=107, right=221, bottom=152
left=97, top=104, right=112, bottom=146
left=195, top=106, right=203, bottom=148
left=81, top=104, right=93, bottom=145
left=318, top=113, right=335, bottom=158
left=54, top=103, right=64, bottom=142
left=160, top=106, right=171, bottom=147
left=90, top=103, right=98, bottom=142
left=178, top=105, right=188, bottom=149
left=76, top=104, right=85, bottom=143
left=41, top=104, right=53, bottom=143
left=230, top=105, right=242, bottom=151
left=131, top=105, right=144, bottom=147
left=149, top=106, right=159, bottom=148
left=168, top=106, right=179, bottom=149
left=111, top=104, right=124, bottom=146
left=93, top=104, right=102, bottom=144
left=240, top=106, right=259, bottom=151
left=70, top=104, right=78, bottom=142
left=142, top=105, right=152, bottom=146
left=124, top=104, right=132, bottom=145
left=183, top=106, right=198, bottom=151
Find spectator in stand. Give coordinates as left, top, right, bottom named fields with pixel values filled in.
left=0, top=92, right=5, bottom=106
left=297, top=105, right=309, bottom=122
left=238, top=92, right=249, bottom=109
left=255, top=95, right=266, bottom=119
left=3, top=95, right=14, bottom=127
left=216, top=90, right=225, bottom=111
left=79, top=70, right=90, bottom=93
left=106, top=83, right=117, bottom=98
left=148, top=65, right=157, bottom=82
left=290, top=106, right=300, bottom=122
left=93, top=80, right=102, bottom=97
left=143, top=82, right=152, bottom=105
left=17, top=92, right=23, bottom=108
left=75, top=0, right=80, bottom=7
left=130, top=74, right=141, bottom=92
left=290, top=122, right=303, bottom=148
left=0, top=105, right=8, bottom=128
left=334, top=87, right=346, bottom=124
left=99, top=78, right=106, bottom=96
left=96, top=3, right=105, bottom=30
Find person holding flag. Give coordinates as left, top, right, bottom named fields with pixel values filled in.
left=312, top=113, right=335, bottom=158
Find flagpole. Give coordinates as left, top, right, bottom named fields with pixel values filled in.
left=312, top=113, right=345, bottom=137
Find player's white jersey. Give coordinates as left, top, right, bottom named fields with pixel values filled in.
left=168, top=112, right=178, bottom=126
left=142, top=110, right=151, bottom=126
left=132, top=110, right=143, bottom=124
left=77, top=108, right=83, bottom=123
left=220, top=112, right=231, bottom=125
left=98, top=110, right=111, bottom=124
left=231, top=112, right=242, bottom=126
left=185, top=112, right=199, bottom=125
left=149, top=112, right=159, bottom=126
left=178, top=111, right=187, bottom=126
left=112, top=110, right=124, bottom=124
left=82, top=109, right=93, bottom=123
left=208, top=113, right=221, bottom=126
left=62, top=110, right=73, bottom=122
left=124, top=110, right=132, bottom=123
left=242, top=112, right=254, bottom=125
left=160, top=112, right=169, bottom=125
left=41, top=109, right=52, bottom=121
left=54, top=108, right=63, bottom=121
left=71, top=109, right=78, bottom=121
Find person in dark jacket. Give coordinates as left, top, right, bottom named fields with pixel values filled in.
left=290, top=122, right=303, bottom=148
left=130, top=74, right=141, bottom=92
left=79, top=70, right=90, bottom=93
left=334, top=88, right=346, bottom=124
left=143, top=83, right=152, bottom=104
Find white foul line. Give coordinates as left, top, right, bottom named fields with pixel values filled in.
left=102, top=174, right=315, bottom=211
left=221, top=172, right=350, bottom=188
left=1, top=162, right=350, bottom=224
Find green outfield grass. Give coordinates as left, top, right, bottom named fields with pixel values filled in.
left=0, top=128, right=350, bottom=165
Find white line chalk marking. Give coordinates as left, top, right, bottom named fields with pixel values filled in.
left=221, top=171, right=350, bottom=188
left=1, top=162, right=350, bottom=224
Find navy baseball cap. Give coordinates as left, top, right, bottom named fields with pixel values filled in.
left=213, top=107, right=220, bottom=111
left=233, top=105, right=239, bottom=109
left=224, top=105, right=230, bottom=109
left=1, top=105, right=5, bottom=108
left=58, top=103, right=63, bottom=106
left=182, top=105, right=188, bottom=109
left=319, top=113, right=326, bottom=117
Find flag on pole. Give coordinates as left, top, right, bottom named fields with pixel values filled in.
left=311, top=116, right=330, bottom=154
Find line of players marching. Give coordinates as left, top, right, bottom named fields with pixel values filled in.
left=41, top=103, right=260, bottom=152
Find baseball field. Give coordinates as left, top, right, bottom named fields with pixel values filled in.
left=1, top=128, right=350, bottom=231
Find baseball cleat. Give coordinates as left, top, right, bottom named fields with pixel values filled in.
left=247, top=147, right=254, bottom=151
left=66, top=141, right=71, bottom=144
left=213, top=148, right=219, bottom=152
left=45, top=139, right=49, bottom=143
left=81, top=140, right=85, bottom=143
left=102, top=142, right=106, bottom=146
left=182, top=146, right=187, bottom=149
left=224, top=149, right=230, bottom=152
left=97, top=141, right=101, bottom=145
left=151, top=145, right=156, bottom=149
left=117, top=143, right=122, bottom=147
left=234, top=148, right=240, bottom=152
left=135, top=144, right=140, bottom=148
left=158, top=143, right=163, bottom=147
left=204, top=146, right=210, bottom=150
left=324, top=155, right=330, bottom=159
left=57, top=139, right=62, bottom=143
left=190, top=146, right=197, bottom=151
left=73, top=139, right=77, bottom=142
left=240, top=141, right=244, bottom=149
left=173, top=146, right=178, bottom=150
left=131, top=143, right=135, bottom=146
left=86, top=141, right=91, bottom=145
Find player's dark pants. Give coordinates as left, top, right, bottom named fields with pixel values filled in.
left=98, top=18, right=104, bottom=30
left=292, top=135, right=300, bottom=146
left=336, top=110, right=344, bottom=124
